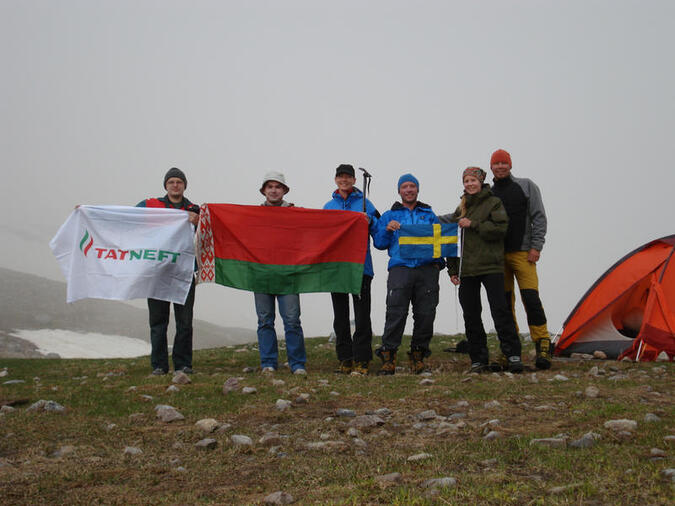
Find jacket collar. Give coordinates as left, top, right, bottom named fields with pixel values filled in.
left=332, top=187, right=363, bottom=200
left=391, top=200, right=431, bottom=211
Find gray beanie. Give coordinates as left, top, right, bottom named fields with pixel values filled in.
left=164, top=167, right=187, bottom=189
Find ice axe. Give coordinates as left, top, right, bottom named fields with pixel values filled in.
left=358, top=167, right=372, bottom=213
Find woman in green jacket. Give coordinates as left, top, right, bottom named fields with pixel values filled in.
left=439, top=167, right=523, bottom=373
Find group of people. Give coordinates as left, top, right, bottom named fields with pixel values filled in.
left=139, top=149, right=552, bottom=377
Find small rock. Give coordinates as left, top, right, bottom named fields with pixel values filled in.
left=553, top=374, right=569, bottom=382
left=27, top=400, right=66, bottom=413
left=421, top=477, right=457, bottom=489
left=644, top=413, right=661, bottom=423
left=242, top=366, right=255, bottom=373
left=194, top=438, right=217, bottom=450
left=335, top=408, right=356, bottom=418
left=3, top=380, right=25, bottom=385
left=272, top=379, right=285, bottom=387
left=419, top=378, right=435, bottom=386
left=593, top=350, right=607, bottom=359
left=483, top=431, right=502, bottom=441
left=588, top=366, right=599, bottom=377
left=604, top=419, right=637, bottom=432
left=569, top=432, right=600, bottom=449
left=650, top=448, right=666, bottom=457
left=126, top=386, right=137, bottom=392
left=276, top=399, right=292, bottom=411
left=570, top=353, right=594, bottom=360
left=407, top=452, right=433, bottom=462
left=263, top=491, right=294, bottom=505
left=530, top=438, right=566, bottom=448
left=347, top=428, right=359, bottom=438
left=259, top=433, right=282, bottom=447
left=480, top=458, right=497, bottom=466
left=533, top=405, right=554, bottom=411
left=242, top=387, right=257, bottom=395
left=0, top=369, right=8, bottom=377
left=166, top=385, right=180, bottom=393
left=294, top=393, right=310, bottom=404
left=608, top=374, right=628, bottom=381
left=123, top=446, right=143, bottom=456
left=664, top=435, right=675, bottom=445
left=585, top=386, right=600, bottom=398
left=230, top=435, right=253, bottom=447
left=195, top=418, right=220, bottom=433
left=352, top=438, right=367, bottom=448
left=375, top=472, right=402, bottom=484
left=172, top=371, right=191, bottom=385
left=128, top=413, right=145, bottom=423
left=223, top=377, right=240, bottom=394
left=139, top=395, right=153, bottom=402
left=156, top=406, right=185, bottom=423
left=483, top=400, right=501, bottom=409
left=416, top=409, right=437, bottom=420
left=348, top=415, right=385, bottom=429
left=550, top=483, right=582, bottom=494
left=375, top=408, right=392, bottom=417
left=661, top=468, right=675, bottom=482
left=0, top=406, right=15, bottom=413
left=51, top=445, right=75, bottom=458
left=528, top=373, right=539, bottom=383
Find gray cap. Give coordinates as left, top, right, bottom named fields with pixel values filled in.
left=260, top=171, right=289, bottom=195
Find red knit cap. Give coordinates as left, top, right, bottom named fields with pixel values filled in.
left=490, top=149, right=512, bottom=167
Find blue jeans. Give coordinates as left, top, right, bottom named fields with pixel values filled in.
left=254, top=293, right=306, bottom=371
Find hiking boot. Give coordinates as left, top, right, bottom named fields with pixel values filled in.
left=469, top=362, right=488, bottom=374
left=507, top=356, right=524, bottom=373
left=376, top=349, right=397, bottom=376
left=535, top=338, right=552, bottom=370
left=351, top=361, right=370, bottom=376
left=408, top=349, right=428, bottom=375
left=293, top=368, right=307, bottom=376
left=151, top=368, right=167, bottom=376
left=334, top=359, right=353, bottom=374
left=176, top=366, right=193, bottom=375
left=261, top=366, right=276, bottom=374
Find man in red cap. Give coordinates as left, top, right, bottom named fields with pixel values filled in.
left=490, top=149, right=552, bottom=370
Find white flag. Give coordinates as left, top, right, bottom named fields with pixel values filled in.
left=50, top=206, right=196, bottom=304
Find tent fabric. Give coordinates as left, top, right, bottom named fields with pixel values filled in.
left=555, top=235, right=675, bottom=361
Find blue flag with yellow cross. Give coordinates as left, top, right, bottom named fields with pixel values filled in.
left=398, top=223, right=459, bottom=259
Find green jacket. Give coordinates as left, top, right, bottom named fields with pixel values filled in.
left=438, top=186, right=509, bottom=277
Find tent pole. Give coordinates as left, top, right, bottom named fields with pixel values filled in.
left=551, top=325, right=563, bottom=345
left=635, top=339, right=644, bottom=362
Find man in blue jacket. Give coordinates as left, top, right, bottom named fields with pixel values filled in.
left=323, top=164, right=380, bottom=375
left=373, top=173, right=444, bottom=375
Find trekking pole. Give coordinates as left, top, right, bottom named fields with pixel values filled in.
left=358, top=167, right=372, bottom=213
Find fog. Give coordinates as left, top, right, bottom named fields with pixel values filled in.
left=2, top=0, right=673, bottom=339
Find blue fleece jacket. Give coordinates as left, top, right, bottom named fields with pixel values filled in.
left=323, top=187, right=380, bottom=277
left=373, top=201, right=444, bottom=270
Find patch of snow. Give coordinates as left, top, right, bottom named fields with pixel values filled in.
left=9, top=329, right=150, bottom=358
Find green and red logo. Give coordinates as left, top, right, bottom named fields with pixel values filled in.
left=79, top=230, right=94, bottom=256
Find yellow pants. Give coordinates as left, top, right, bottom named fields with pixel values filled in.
left=504, top=251, right=549, bottom=342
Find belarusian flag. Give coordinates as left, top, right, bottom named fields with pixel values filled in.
left=197, top=204, right=367, bottom=294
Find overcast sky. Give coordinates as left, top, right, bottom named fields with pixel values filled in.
left=2, top=0, right=673, bottom=340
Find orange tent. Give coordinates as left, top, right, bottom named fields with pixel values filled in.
left=554, top=235, right=675, bottom=361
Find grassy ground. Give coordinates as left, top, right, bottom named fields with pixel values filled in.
left=0, top=335, right=673, bottom=505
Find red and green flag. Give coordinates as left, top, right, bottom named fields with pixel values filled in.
left=197, top=204, right=367, bottom=294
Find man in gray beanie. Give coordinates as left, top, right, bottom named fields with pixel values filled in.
left=137, top=167, right=199, bottom=375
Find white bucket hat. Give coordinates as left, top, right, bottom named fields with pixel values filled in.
left=260, top=171, right=290, bottom=195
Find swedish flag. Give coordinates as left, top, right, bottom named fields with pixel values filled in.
left=398, top=223, right=459, bottom=259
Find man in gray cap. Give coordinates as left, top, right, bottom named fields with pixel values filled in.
left=253, top=171, right=307, bottom=375
left=137, top=167, right=200, bottom=375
